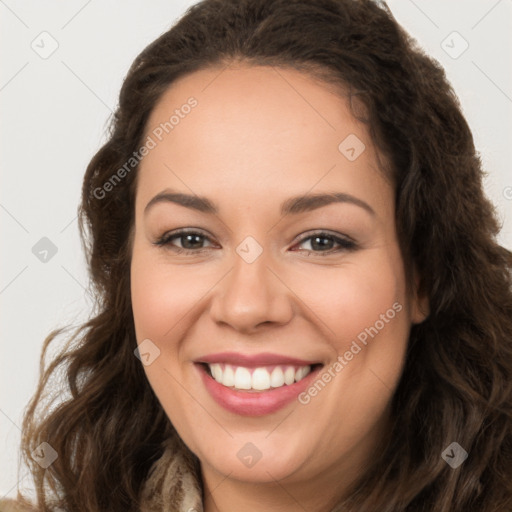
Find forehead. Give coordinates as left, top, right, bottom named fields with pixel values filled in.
left=145, top=63, right=364, bottom=155
left=138, top=64, right=391, bottom=214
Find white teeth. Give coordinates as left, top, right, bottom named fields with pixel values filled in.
left=295, top=366, right=310, bottom=382
left=207, top=363, right=312, bottom=391
left=252, top=367, right=271, bottom=390
left=234, top=367, right=252, bottom=390
left=270, top=367, right=285, bottom=387
left=211, top=363, right=222, bottom=382
left=284, top=366, right=295, bottom=385
left=223, top=365, right=235, bottom=387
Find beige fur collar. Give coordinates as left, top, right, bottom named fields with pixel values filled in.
left=140, top=435, right=203, bottom=512
left=0, top=436, right=203, bottom=512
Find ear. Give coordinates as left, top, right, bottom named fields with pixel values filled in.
left=410, top=266, right=430, bottom=324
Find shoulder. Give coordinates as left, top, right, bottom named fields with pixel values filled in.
left=0, top=499, right=38, bottom=512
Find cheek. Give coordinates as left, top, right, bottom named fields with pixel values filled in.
left=130, top=250, right=201, bottom=425
left=130, top=250, right=206, bottom=344
left=131, top=266, right=180, bottom=340
left=293, top=253, right=410, bottom=447
left=298, top=256, right=406, bottom=348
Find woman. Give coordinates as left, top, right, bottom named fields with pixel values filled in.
left=3, top=0, right=512, bottom=510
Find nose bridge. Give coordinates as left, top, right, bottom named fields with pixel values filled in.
left=210, top=237, right=293, bottom=331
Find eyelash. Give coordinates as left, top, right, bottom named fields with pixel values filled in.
left=153, top=229, right=357, bottom=256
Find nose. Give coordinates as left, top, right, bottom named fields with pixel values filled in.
left=209, top=248, right=294, bottom=334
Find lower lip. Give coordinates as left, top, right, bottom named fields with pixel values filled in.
left=196, top=364, right=322, bottom=416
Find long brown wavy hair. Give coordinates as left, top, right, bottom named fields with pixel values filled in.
left=15, top=0, right=512, bottom=510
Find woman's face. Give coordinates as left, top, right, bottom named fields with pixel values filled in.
left=131, top=64, right=428, bottom=491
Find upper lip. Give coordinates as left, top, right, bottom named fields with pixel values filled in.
left=195, top=351, right=321, bottom=367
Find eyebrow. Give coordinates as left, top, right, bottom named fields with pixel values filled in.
left=144, top=189, right=375, bottom=217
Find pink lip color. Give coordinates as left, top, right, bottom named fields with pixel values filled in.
left=196, top=362, right=322, bottom=416
left=197, top=351, right=319, bottom=368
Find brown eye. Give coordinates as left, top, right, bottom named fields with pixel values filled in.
left=292, top=232, right=356, bottom=255
left=154, top=229, right=215, bottom=254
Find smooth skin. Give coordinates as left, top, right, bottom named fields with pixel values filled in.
left=130, top=63, right=429, bottom=512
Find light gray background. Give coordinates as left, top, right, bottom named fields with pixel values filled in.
left=1, top=0, right=511, bottom=500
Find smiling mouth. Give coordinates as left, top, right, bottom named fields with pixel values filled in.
left=201, top=362, right=323, bottom=392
